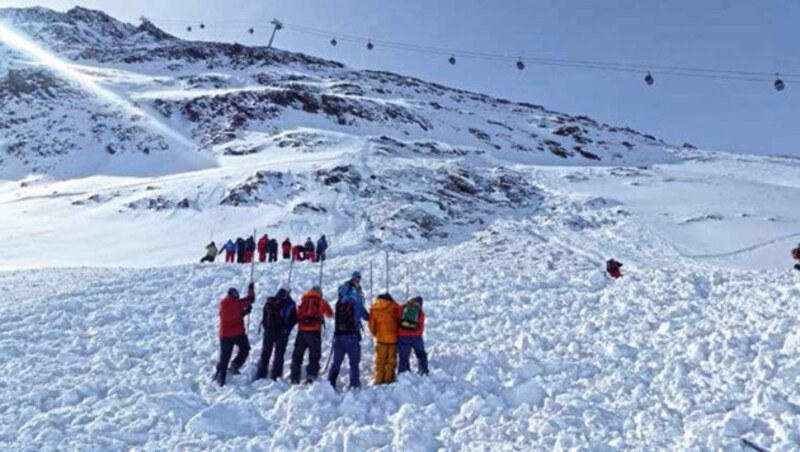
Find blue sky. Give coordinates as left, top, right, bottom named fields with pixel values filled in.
left=2, top=0, right=799, bottom=156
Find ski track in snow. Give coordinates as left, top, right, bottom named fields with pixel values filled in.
left=682, top=231, right=800, bottom=259
left=2, top=220, right=800, bottom=450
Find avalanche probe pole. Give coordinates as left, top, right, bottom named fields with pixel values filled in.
left=405, top=263, right=410, bottom=301
left=385, top=249, right=390, bottom=294
left=288, top=255, right=295, bottom=287
left=247, top=228, right=256, bottom=335
left=319, top=256, right=324, bottom=288
left=369, top=261, right=374, bottom=304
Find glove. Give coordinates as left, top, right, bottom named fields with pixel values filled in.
left=247, top=283, right=255, bottom=298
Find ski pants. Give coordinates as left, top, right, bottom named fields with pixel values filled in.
left=373, top=342, right=397, bottom=385
left=244, top=251, right=254, bottom=263
left=200, top=255, right=215, bottom=263
left=215, top=335, right=250, bottom=386
left=237, top=251, right=244, bottom=263
left=225, top=251, right=235, bottom=263
left=328, top=334, right=361, bottom=389
left=317, top=250, right=326, bottom=262
left=268, top=250, right=278, bottom=262
left=283, top=250, right=291, bottom=260
left=258, top=251, right=267, bottom=262
left=290, top=331, right=323, bottom=384
left=255, top=330, right=289, bottom=381
left=398, top=336, right=428, bottom=375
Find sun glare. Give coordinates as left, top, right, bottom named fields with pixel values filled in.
left=0, top=21, right=195, bottom=149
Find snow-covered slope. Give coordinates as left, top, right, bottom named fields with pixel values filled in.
left=2, top=6, right=800, bottom=451
left=2, top=216, right=800, bottom=450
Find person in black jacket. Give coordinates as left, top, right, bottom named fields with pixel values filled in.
left=304, top=237, right=316, bottom=262
left=244, top=236, right=256, bottom=263
left=235, top=237, right=246, bottom=263
left=268, top=238, right=279, bottom=263
left=316, top=235, right=328, bottom=262
left=253, top=281, right=297, bottom=381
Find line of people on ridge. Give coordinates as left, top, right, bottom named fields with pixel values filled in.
left=201, top=235, right=329, bottom=264
left=213, top=271, right=429, bottom=390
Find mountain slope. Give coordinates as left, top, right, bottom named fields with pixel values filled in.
left=0, top=6, right=676, bottom=179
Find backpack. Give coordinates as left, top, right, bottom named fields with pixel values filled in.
left=399, top=301, right=421, bottom=331
left=335, top=301, right=356, bottom=334
left=298, top=295, right=322, bottom=326
left=792, top=248, right=800, bottom=260
left=263, top=297, right=284, bottom=331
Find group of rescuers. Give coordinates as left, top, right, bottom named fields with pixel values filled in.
left=201, top=235, right=328, bottom=264
left=214, top=271, right=428, bottom=390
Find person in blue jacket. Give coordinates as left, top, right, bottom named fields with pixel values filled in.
left=337, top=271, right=364, bottom=306
left=327, top=293, right=369, bottom=390
left=220, top=239, right=236, bottom=263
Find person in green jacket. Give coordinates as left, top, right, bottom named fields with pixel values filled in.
left=201, top=242, right=218, bottom=263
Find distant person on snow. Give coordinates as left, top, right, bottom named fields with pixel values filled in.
left=304, top=237, right=316, bottom=262
left=254, top=282, right=297, bottom=381
left=289, top=286, right=333, bottom=384
left=220, top=239, right=236, bottom=263
left=369, top=293, right=400, bottom=385
left=257, top=234, right=269, bottom=263
left=200, top=241, right=218, bottom=263
left=792, top=244, right=800, bottom=271
left=316, top=235, right=328, bottom=262
left=328, top=288, right=369, bottom=390
left=214, top=283, right=254, bottom=386
left=244, top=236, right=256, bottom=263
left=235, top=237, right=246, bottom=263
left=397, top=296, right=429, bottom=375
left=268, top=238, right=279, bottom=262
left=292, top=244, right=306, bottom=262
left=606, top=259, right=623, bottom=279
left=282, top=238, right=292, bottom=260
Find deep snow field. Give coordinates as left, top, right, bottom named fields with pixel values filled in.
left=2, top=156, right=800, bottom=450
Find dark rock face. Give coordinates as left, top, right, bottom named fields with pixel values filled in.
left=220, top=171, right=300, bottom=206
left=0, top=69, right=80, bottom=99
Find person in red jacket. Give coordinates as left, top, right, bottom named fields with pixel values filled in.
left=282, top=238, right=292, bottom=260
left=292, top=244, right=305, bottom=262
left=606, top=259, right=623, bottom=279
left=289, top=287, right=334, bottom=384
left=257, top=234, right=269, bottom=263
left=396, top=296, right=428, bottom=375
left=213, top=283, right=254, bottom=386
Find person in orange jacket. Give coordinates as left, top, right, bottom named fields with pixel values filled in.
left=369, top=293, right=400, bottom=385
left=289, top=287, right=334, bottom=384
left=397, top=296, right=428, bottom=375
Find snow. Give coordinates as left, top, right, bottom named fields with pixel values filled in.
left=1, top=5, right=800, bottom=451
left=2, top=233, right=799, bottom=450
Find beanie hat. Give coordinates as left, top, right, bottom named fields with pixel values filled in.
left=227, top=288, right=240, bottom=299
left=311, top=286, right=323, bottom=297
left=352, top=271, right=362, bottom=279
